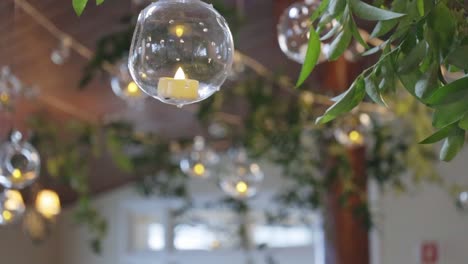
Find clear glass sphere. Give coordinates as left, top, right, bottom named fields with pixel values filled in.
left=0, top=131, right=41, bottom=189
left=457, top=191, right=468, bottom=211
left=0, top=67, right=22, bottom=110
left=0, top=189, right=25, bottom=225
left=129, top=0, right=234, bottom=107
left=333, top=113, right=372, bottom=147
left=180, top=136, right=219, bottom=179
left=111, top=57, right=148, bottom=108
left=218, top=148, right=264, bottom=199
left=277, top=0, right=335, bottom=64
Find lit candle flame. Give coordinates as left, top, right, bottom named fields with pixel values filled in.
left=175, top=25, right=185, bottom=37
left=174, top=67, right=186, bottom=80
left=236, top=181, right=248, bottom=194
left=126, top=81, right=140, bottom=95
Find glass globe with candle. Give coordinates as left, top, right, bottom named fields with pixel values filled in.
left=111, top=57, right=148, bottom=108
left=333, top=113, right=372, bottom=147
left=35, top=189, right=61, bottom=219
left=180, top=136, right=219, bottom=179
left=129, top=0, right=234, bottom=108
left=218, top=148, right=264, bottom=200
left=277, top=0, right=338, bottom=64
left=0, top=131, right=41, bottom=189
left=0, top=189, right=25, bottom=225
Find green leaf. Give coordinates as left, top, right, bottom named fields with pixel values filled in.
left=364, top=76, right=386, bottom=106
left=440, top=127, right=465, bottom=161
left=328, top=0, right=346, bottom=16
left=425, top=76, right=468, bottom=106
left=349, top=17, right=369, bottom=49
left=447, top=46, right=468, bottom=71
left=459, top=114, right=468, bottom=130
left=414, top=63, right=439, bottom=99
left=397, top=40, right=427, bottom=73
left=361, top=44, right=383, bottom=56
left=349, top=0, right=406, bottom=21
left=96, top=0, right=104, bottom=5
left=316, top=77, right=366, bottom=124
left=311, top=0, right=330, bottom=22
left=427, top=2, right=457, bottom=58
left=73, top=0, right=88, bottom=16
left=433, top=100, right=468, bottom=129
left=420, top=123, right=456, bottom=144
left=370, top=19, right=399, bottom=38
left=327, top=16, right=352, bottom=61
left=416, top=0, right=424, bottom=16
left=296, top=26, right=321, bottom=87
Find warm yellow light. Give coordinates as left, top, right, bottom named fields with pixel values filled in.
left=126, top=81, right=139, bottom=95
left=35, top=189, right=61, bottom=219
left=174, top=67, right=186, bottom=80
left=12, top=169, right=22, bottom=179
left=348, top=130, right=364, bottom=145
left=236, top=181, right=249, bottom=194
left=175, top=25, right=185, bottom=37
left=193, top=163, right=206, bottom=176
left=0, top=92, right=9, bottom=103
left=4, top=190, right=24, bottom=211
left=2, top=210, right=12, bottom=222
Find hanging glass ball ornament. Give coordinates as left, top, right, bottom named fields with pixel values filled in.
left=277, top=0, right=337, bottom=64
left=110, top=57, right=148, bottom=108
left=0, top=131, right=40, bottom=189
left=180, top=136, right=219, bottom=179
left=0, top=189, right=25, bottom=225
left=456, top=191, right=468, bottom=211
left=50, top=37, right=72, bottom=65
left=333, top=113, right=372, bottom=147
left=129, top=0, right=234, bottom=108
left=0, top=67, right=22, bottom=111
left=219, top=148, right=264, bottom=200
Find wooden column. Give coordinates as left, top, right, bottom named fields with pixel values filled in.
left=325, top=146, right=369, bottom=264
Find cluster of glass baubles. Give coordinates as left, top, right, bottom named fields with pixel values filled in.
left=180, top=136, right=219, bottom=179
left=218, top=148, right=264, bottom=200
left=129, top=0, right=234, bottom=108
left=111, top=57, right=148, bottom=108
left=0, top=131, right=40, bottom=189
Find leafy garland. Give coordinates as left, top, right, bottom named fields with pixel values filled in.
left=296, top=0, right=468, bottom=161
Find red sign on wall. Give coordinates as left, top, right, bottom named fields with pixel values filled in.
left=421, top=241, right=438, bottom=264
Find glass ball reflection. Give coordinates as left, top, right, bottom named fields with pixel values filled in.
left=0, top=131, right=41, bottom=189
left=277, top=0, right=335, bottom=64
left=111, top=57, right=148, bottom=108
left=180, top=136, right=219, bottom=179
left=457, top=191, right=468, bottom=211
left=0, top=189, right=25, bottom=225
left=219, top=149, right=264, bottom=199
left=129, top=0, right=234, bottom=107
left=333, top=113, right=371, bottom=147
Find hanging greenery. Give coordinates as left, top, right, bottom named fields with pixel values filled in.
left=295, top=0, right=468, bottom=161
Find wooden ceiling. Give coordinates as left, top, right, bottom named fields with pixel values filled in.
left=0, top=0, right=364, bottom=204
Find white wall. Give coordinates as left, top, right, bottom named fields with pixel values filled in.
left=0, top=220, right=59, bottom=264
left=377, top=147, right=468, bottom=264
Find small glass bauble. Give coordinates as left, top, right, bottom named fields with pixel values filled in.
left=0, top=67, right=22, bottom=110
left=0, top=189, right=25, bottom=225
left=277, top=0, right=336, bottom=64
left=129, top=0, right=234, bottom=107
left=180, top=136, right=219, bottom=179
left=456, top=191, right=468, bottom=211
left=218, top=148, right=264, bottom=199
left=0, top=131, right=40, bottom=189
left=333, top=113, right=372, bottom=147
left=111, top=57, right=148, bottom=108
